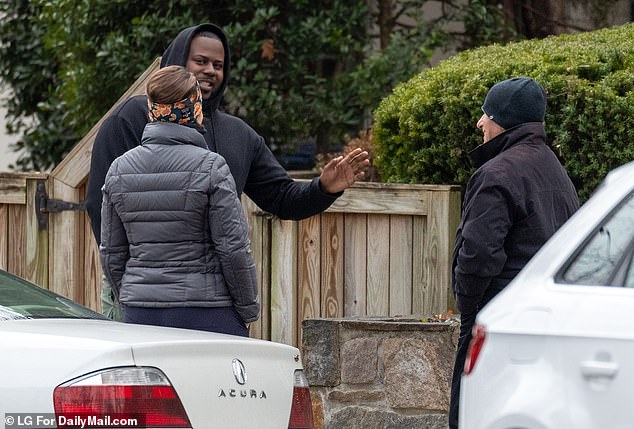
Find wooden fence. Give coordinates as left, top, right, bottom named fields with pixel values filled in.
left=244, top=182, right=461, bottom=346
left=0, top=173, right=48, bottom=286
left=0, top=57, right=461, bottom=347
left=0, top=171, right=460, bottom=347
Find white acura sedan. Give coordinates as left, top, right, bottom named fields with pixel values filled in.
left=460, top=161, right=634, bottom=429
left=0, top=270, right=313, bottom=429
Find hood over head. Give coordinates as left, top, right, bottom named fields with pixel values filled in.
left=160, top=23, right=230, bottom=114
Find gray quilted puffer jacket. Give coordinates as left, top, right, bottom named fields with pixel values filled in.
left=100, top=122, right=259, bottom=323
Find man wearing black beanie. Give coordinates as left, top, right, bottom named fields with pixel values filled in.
left=448, top=77, right=579, bottom=429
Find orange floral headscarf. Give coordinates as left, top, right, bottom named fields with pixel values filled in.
left=147, top=84, right=203, bottom=130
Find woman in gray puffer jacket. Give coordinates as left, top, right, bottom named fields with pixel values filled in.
left=100, top=65, right=258, bottom=337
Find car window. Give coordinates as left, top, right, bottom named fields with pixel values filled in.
left=0, top=270, right=107, bottom=320
left=560, top=192, right=634, bottom=286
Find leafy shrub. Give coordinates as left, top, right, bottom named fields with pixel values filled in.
left=1, top=0, right=511, bottom=171
left=316, top=129, right=381, bottom=182
left=373, top=23, right=634, bottom=201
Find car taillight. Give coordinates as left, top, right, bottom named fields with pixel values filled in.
left=288, top=369, right=314, bottom=429
left=463, top=324, right=486, bottom=376
left=53, top=367, right=191, bottom=428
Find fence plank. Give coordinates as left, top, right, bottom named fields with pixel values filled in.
left=0, top=205, right=8, bottom=270
left=78, top=185, right=97, bottom=307
left=412, top=215, right=430, bottom=316
left=366, top=214, right=390, bottom=315
left=270, top=219, right=297, bottom=345
left=243, top=197, right=263, bottom=339
left=344, top=213, right=367, bottom=316
left=298, top=216, right=321, bottom=323
left=389, top=215, right=413, bottom=316
left=7, top=204, right=26, bottom=278
left=260, top=216, right=272, bottom=341
left=424, top=190, right=460, bottom=314
left=327, top=187, right=428, bottom=215
left=83, top=186, right=101, bottom=312
left=0, top=176, right=26, bottom=204
left=242, top=196, right=273, bottom=341
left=49, top=179, right=83, bottom=302
left=321, top=213, right=344, bottom=319
left=25, top=179, right=48, bottom=287
left=447, top=190, right=462, bottom=312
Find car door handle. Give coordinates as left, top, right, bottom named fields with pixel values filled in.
left=580, top=360, right=619, bottom=379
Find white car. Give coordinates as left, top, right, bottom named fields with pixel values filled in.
left=460, top=161, right=634, bottom=429
left=0, top=270, right=314, bottom=429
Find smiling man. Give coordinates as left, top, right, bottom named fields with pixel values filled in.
left=86, top=23, right=369, bottom=321
left=185, top=32, right=225, bottom=98
left=448, top=77, right=579, bottom=429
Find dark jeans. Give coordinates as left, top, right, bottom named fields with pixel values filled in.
left=448, top=284, right=505, bottom=429
left=122, top=305, right=249, bottom=337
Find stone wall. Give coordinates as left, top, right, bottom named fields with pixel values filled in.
left=302, top=317, right=459, bottom=429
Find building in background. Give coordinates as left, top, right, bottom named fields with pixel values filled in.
left=0, top=89, right=20, bottom=171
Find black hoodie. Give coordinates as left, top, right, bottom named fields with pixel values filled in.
left=86, top=23, right=338, bottom=243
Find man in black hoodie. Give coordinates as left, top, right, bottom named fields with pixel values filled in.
left=86, top=23, right=369, bottom=320
left=448, top=77, right=579, bottom=429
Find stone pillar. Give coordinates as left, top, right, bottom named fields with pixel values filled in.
left=302, top=316, right=459, bottom=429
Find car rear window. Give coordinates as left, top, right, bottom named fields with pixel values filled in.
left=560, top=192, right=634, bottom=286
left=0, top=270, right=106, bottom=320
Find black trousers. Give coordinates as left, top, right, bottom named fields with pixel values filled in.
left=449, top=285, right=505, bottom=429
left=449, top=307, right=477, bottom=429
left=123, top=305, right=249, bottom=337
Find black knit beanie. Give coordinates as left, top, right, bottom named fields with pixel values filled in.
left=481, top=77, right=547, bottom=129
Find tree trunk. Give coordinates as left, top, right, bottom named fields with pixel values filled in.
left=375, top=0, right=396, bottom=50
left=498, top=0, right=589, bottom=37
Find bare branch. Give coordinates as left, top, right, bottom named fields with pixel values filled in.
left=393, top=6, right=408, bottom=22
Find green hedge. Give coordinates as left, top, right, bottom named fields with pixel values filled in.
left=373, top=23, right=634, bottom=201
